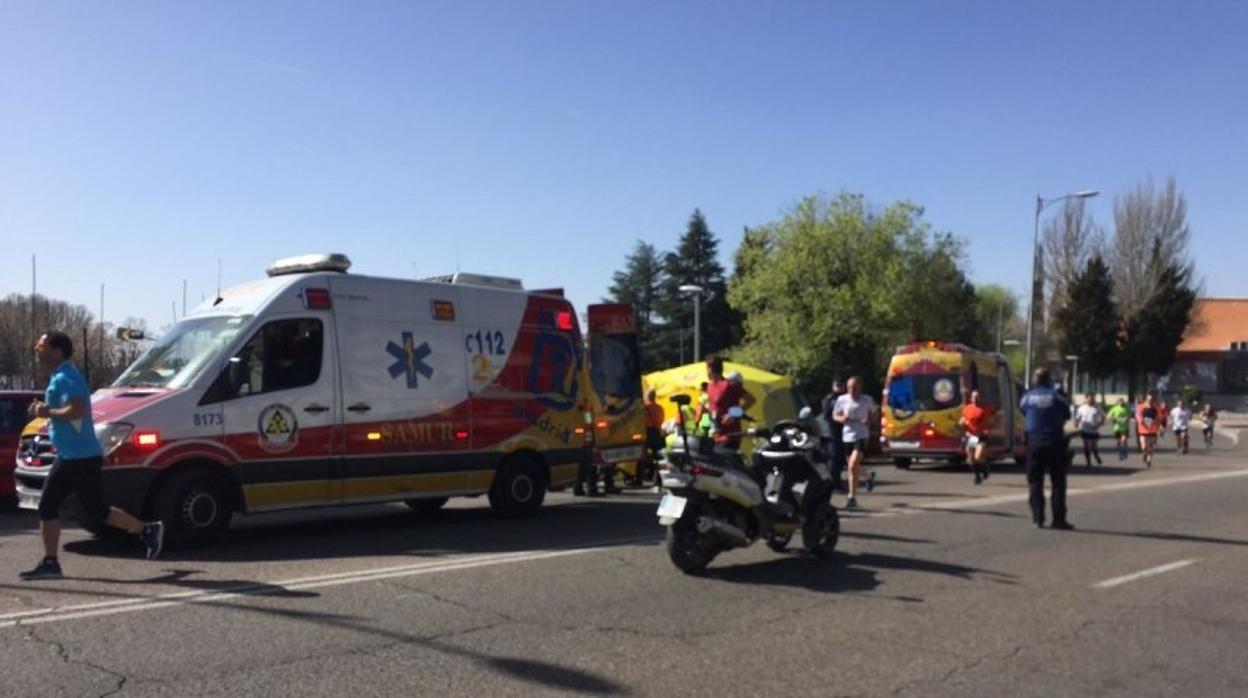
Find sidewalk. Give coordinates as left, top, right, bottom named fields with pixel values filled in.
left=1218, top=411, right=1248, bottom=428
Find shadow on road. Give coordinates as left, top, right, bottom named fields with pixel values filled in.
left=62, top=496, right=665, bottom=564
left=894, top=506, right=1022, bottom=519
left=703, top=550, right=1016, bottom=593
left=196, top=595, right=630, bottom=694
left=840, top=531, right=935, bottom=545
left=1073, top=528, right=1248, bottom=548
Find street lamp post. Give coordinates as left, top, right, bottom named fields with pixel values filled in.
left=678, top=284, right=705, bottom=363
left=1065, top=354, right=1081, bottom=396
left=1024, top=189, right=1099, bottom=385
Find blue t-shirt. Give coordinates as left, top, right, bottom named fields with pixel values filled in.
left=1020, top=386, right=1070, bottom=438
left=46, top=362, right=103, bottom=459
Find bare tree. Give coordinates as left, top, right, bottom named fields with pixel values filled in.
left=1110, top=176, right=1192, bottom=318
left=1042, top=198, right=1103, bottom=334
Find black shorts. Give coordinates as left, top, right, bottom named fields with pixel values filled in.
left=846, top=439, right=868, bottom=455
left=39, top=456, right=109, bottom=523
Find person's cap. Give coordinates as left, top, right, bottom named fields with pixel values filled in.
left=726, top=371, right=743, bottom=384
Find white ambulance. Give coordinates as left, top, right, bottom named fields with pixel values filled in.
left=15, top=254, right=604, bottom=545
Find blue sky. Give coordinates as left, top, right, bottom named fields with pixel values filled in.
left=2, top=1, right=1245, bottom=330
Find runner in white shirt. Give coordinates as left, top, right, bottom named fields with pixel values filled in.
left=832, top=375, right=877, bottom=510
left=1169, top=403, right=1192, bottom=454
left=1072, top=393, right=1104, bottom=467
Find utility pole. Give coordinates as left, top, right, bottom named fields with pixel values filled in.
left=31, top=254, right=37, bottom=388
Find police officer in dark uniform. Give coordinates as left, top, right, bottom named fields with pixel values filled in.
left=1020, top=367, right=1073, bottom=530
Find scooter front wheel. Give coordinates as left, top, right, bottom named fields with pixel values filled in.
left=666, top=518, right=718, bottom=574
left=803, top=503, right=840, bottom=559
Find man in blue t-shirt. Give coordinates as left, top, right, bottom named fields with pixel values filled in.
left=1019, top=367, right=1073, bottom=530
left=20, top=331, right=164, bottom=580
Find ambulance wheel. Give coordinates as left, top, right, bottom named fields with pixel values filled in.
left=489, top=456, right=547, bottom=517
left=405, top=497, right=448, bottom=518
left=893, top=457, right=912, bottom=469
left=154, top=469, right=234, bottom=547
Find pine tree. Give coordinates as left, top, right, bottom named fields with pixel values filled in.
left=606, top=241, right=666, bottom=371
left=655, top=209, right=741, bottom=365
left=1052, top=255, right=1119, bottom=389
left=1119, top=240, right=1197, bottom=398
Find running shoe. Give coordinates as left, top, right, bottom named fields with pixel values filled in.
left=19, top=558, right=62, bottom=580
left=846, top=497, right=858, bottom=510
left=973, top=472, right=982, bottom=486
left=865, top=471, right=877, bottom=493
left=141, top=521, right=165, bottom=560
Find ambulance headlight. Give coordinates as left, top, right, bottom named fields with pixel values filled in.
left=95, top=423, right=134, bottom=457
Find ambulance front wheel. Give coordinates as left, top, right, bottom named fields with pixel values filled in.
left=154, top=468, right=234, bottom=547
left=489, top=456, right=547, bottom=517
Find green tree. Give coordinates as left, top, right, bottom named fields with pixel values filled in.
left=1119, top=241, right=1198, bottom=398
left=973, top=284, right=1022, bottom=353
left=1051, top=255, right=1119, bottom=391
left=654, top=209, right=741, bottom=366
left=727, top=192, right=978, bottom=397
left=606, top=241, right=666, bottom=371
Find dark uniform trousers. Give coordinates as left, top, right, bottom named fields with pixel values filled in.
left=1026, top=433, right=1068, bottom=525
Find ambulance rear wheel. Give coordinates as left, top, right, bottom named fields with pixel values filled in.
left=893, top=457, right=912, bottom=469
left=405, top=497, right=448, bottom=518
left=154, top=469, right=234, bottom=547
left=489, top=456, right=546, bottom=517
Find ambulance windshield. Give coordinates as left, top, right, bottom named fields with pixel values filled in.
left=114, top=316, right=250, bottom=390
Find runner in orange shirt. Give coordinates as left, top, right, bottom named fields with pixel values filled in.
left=1135, top=394, right=1162, bottom=468
left=959, top=389, right=992, bottom=485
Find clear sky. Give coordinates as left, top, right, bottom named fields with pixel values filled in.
left=2, top=1, right=1245, bottom=330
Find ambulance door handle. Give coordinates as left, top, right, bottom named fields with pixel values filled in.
left=347, top=403, right=372, bottom=413
left=304, top=404, right=330, bottom=414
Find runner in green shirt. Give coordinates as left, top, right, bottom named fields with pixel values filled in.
left=1106, top=398, right=1132, bottom=462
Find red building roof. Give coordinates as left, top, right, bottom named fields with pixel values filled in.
left=1178, top=298, right=1248, bottom=353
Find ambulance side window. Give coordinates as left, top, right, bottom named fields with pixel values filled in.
left=204, top=319, right=323, bottom=403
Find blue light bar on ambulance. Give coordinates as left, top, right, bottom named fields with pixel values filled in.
left=266, top=253, right=352, bottom=277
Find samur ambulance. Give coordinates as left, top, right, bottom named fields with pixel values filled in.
left=880, top=340, right=1027, bottom=468
left=14, top=254, right=636, bottom=545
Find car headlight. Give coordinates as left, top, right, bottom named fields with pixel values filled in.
left=95, top=423, right=134, bottom=457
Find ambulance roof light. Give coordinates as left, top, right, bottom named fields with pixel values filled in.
left=422, top=272, right=524, bottom=291
left=266, top=253, right=352, bottom=277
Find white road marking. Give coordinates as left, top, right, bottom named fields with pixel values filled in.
left=1093, top=559, right=1198, bottom=589
left=853, top=467, right=1248, bottom=519
left=0, top=536, right=658, bottom=630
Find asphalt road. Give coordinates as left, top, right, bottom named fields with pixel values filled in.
left=2, top=428, right=1246, bottom=697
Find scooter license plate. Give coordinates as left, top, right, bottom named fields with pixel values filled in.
left=17, top=492, right=40, bottom=511
left=656, top=493, right=687, bottom=520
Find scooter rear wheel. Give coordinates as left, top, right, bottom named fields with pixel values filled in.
left=666, top=519, right=717, bottom=574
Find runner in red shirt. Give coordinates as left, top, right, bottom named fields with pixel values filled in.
left=697, top=355, right=755, bottom=452
left=959, top=389, right=992, bottom=485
